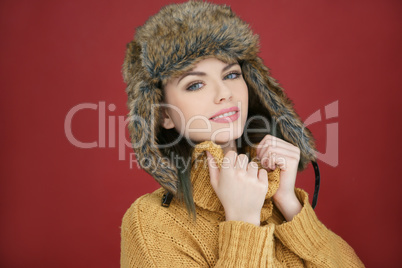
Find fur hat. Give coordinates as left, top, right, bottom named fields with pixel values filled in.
left=122, top=1, right=316, bottom=196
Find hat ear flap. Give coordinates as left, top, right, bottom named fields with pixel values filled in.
left=242, top=58, right=316, bottom=170
left=122, top=40, right=141, bottom=84
left=126, top=79, right=179, bottom=195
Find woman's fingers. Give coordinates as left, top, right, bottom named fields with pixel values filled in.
left=247, top=161, right=259, bottom=178
left=258, top=140, right=299, bottom=158
left=211, top=150, right=272, bottom=183
left=256, top=135, right=300, bottom=157
left=224, top=150, right=237, bottom=168
left=260, top=147, right=299, bottom=170
left=234, top=154, right=259, bottom=179
left=256, top=135, right=301, bottom=171
left=258, top=168, right=268, bottom=187
left=235, top=154, right=248, bottom=171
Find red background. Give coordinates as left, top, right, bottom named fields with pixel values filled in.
left=0, top=0, right=401, bottom=267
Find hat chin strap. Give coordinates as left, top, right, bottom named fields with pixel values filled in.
left=161, top=162, right=322, bottom=210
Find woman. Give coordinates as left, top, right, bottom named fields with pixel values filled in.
left=121, top=1, right=363, bottom=267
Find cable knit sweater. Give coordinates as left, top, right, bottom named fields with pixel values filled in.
left=121, top=142, right=364, bottom=267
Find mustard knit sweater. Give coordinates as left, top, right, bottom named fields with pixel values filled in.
left=121, top=142, right=364, bottom=267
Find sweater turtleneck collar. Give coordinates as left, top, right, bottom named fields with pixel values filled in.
left=190, top=141, right=280, bottom=223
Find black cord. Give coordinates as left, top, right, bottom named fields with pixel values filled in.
left=311, top=161, right=321, bottom=209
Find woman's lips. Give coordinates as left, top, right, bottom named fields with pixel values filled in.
left=210, top=111, right=240, bottom=123
left=209, top=106, right=240, bottom=123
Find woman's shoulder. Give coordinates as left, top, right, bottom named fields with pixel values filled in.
left=123, top=188, right=167, bottom=221
left=122, top=188, right=189, bottom=230
left=126, top=188, right=165, bottom=210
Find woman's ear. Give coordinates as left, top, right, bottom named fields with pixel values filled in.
left=160, top=107, right=175, bottom=129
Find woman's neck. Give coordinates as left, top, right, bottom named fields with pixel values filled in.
left=219, top=140, right=237, bottom=155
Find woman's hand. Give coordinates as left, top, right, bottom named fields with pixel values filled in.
left=206, top=151, right=268, bottom=226
left=256, top=135, right=302, bottom=221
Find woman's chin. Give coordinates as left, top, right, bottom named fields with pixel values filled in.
left=185, top=131, right=244, bottom=148
left=211, top=134, right=242, bottom=146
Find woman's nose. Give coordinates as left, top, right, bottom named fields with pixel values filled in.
left=213, top=81, right=232, bottom=103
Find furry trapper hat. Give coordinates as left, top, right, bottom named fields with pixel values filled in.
left=123, top=1, right=316, bottom=196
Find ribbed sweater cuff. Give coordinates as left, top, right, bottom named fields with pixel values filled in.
left=274, top=188, right=329, bottom=255
left=218, top=221, right=275, bottom=267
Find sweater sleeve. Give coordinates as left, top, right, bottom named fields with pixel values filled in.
left=274, top=188, right=364, bottom=267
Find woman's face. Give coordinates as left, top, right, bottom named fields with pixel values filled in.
left=161, top=58, right=249, bottom=149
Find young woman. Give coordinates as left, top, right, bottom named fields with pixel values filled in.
left=121, top=1, right=363, bottom=267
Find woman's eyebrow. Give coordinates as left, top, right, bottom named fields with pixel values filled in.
left=177, top=72, right=206, bottom=84
left=222, top=62, right=238, bottom=72
left=176, top=63, right=239, bottom=85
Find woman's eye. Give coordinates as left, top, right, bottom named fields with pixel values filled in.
left=224, top=72, right=241, bottom=80
left=187, top=82, right=203, bottom=91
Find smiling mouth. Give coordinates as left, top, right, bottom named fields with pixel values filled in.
left=210, top=111, right=237, bottom=120
left=209, top=110, right=240, bottom=123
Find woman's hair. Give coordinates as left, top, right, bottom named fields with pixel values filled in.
left=156, top=63, right=284, bottom=216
